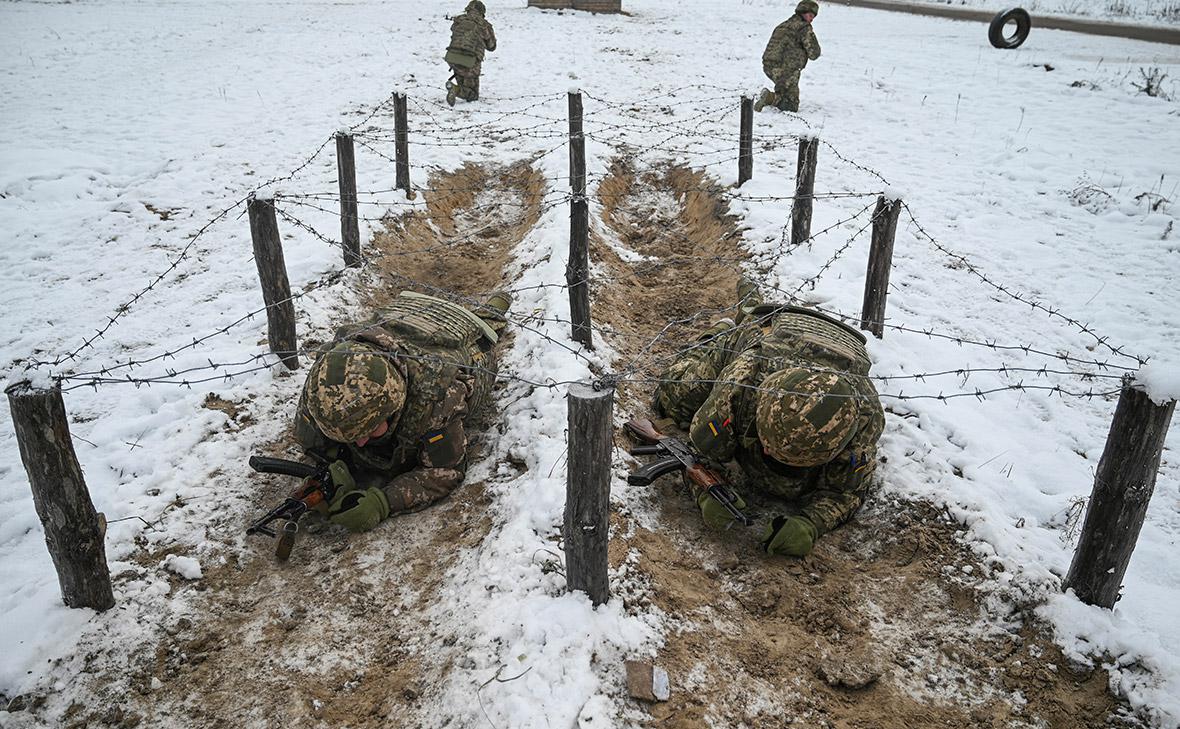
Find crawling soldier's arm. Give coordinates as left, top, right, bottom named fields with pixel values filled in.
left=799, top=389, right=884, bottom=535
left=381, top=377, right=473, bottom=513
left=687, top=352, right=762, bottom=464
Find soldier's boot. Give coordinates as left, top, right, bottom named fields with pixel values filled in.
left=446, top=80, right=458, bottom=107
left=736, top=275, right=764, bottom=324
left=753, top=88, right=776, bottom=112
left=477, top=290, right=512, bottom=332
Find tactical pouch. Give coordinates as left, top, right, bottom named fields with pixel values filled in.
left=445, top=48, right=477, bottom=68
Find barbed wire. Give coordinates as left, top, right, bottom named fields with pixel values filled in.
left=788, top=211, right=876, bottom=299
left=54, top=345, right=1127, bottom=405
left=899, top=202, right=1148, bottom=365
left=31, top=83, right=1149, bottom=418
left=39, top=134, right=341, bottom=369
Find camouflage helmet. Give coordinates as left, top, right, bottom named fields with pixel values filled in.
left=304, top=341, right=407, bottom=443
left=756, top=367, right=858, bottom=467
left=796, top=0, right=819, bottom=16
left=466, top=0, right=486, bottom=15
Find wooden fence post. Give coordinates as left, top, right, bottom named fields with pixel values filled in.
left=335, top=131, right=362, bottom=268
left=564, top=382, right=614, bottom=606
left=859, top=195, right=902, bottom=339
left=394, top=93, right=411, bottom=196
left=5, top=381, right=115, bottom=611
left=247, top=194, right=300, bottom=370
left=567, top=90, right=593, bottom=350
left=738, top=96, right=754, bottom=187
left=790, top=136, right=818, bottom=246
left=1064, top=379, right=1176, bottom=608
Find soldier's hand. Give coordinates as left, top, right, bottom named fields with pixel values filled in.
left=697, top=490, right=748, bottom=531
left=763, top=515, right=818, bottom=557
left=328, top=487, right=390, bottom=533
left=308, top=460, right=357, bottom=514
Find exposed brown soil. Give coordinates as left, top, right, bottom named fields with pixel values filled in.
left=366, top=160, right=544, bottom=306
left=590, top=156, right=750, bottom=410
left=593, top=158, right=1138, bottom=728
left=50, top=162, right=545, bottom=729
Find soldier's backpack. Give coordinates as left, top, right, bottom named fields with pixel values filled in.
left=445, top=13, right=482, bottom=69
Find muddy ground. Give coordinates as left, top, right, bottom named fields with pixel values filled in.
left=13, top=159, right=1146, bottom=729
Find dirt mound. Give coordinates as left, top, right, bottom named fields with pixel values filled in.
left=593, top=160, right=1136, bottom=728
left=368, top=160, right=544, bottom=303
left=591, top=157, right=748, bottom=409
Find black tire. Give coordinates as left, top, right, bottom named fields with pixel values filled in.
left=989, top=8, right=1032, bottom=49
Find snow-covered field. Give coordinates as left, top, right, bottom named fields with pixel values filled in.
left=2, top=0, right=1179, bottom=726
left=846, top=0, right=1180, bottom=24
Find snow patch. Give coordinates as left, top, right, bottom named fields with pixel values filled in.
left=1135, top=362, right=1180, bottom=405
left=161, top=555, right=203, bottom=580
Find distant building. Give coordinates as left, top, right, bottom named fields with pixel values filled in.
left=527, top=0, right=623, bottom=12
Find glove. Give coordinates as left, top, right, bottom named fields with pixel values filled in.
left=763, top=515, right=818, bottom=557
left=697, top=489, right=748, bottom=531
left=328, top=487, right=390, bottom=533
left=307, top=459, right=357, bottom=514
left=323, top=461, right=389, bottom=533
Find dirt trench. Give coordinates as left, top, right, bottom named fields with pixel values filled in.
left=49, top=162, right=545, bottom=729
left=592, top=159, right=1137, bottom=728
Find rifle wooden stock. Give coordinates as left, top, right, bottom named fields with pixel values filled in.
left=624, top=418, right=661, bottom=444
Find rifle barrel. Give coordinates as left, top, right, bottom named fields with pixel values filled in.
left=249, top=456, right=320, bottom=479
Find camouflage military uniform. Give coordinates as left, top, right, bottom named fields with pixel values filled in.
left=759, top=2, right=822, bottom=113
left=294, top=292, right=503, bottom=514
left=445, top=1, right=497, bottom=105
left=654, top=299, right=884, bottom=540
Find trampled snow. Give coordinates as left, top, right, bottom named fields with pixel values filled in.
left=2, top=0, right=1178, bottom=726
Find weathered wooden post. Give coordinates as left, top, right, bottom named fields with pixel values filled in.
left=394, top=92, right=411, bottom=197
left=859, top=195, right=902, bottom=338
left=790, top=136, right=818, bottom=246
left=6, top=381, right=115, bottom=611
left=1064, top=377, right=1176, bottom=608
left=335, top=131, right=362, bottom=268
left=566, top=89, right=593, bottom=350
left=564, top=382, right=614, bottom=605
left=738, top=96, right=754, bottom=187
left=247, top=194, right=300, bottom=369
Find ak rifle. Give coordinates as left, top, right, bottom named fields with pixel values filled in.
left=247, top=455, right=333, bottom=560
left=624, top=418, right=752, bottom=528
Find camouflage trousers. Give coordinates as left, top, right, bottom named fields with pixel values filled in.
left=653, top=276, right=762, bottom=426
left=772, top=70, right=802, bottom=113
left=653, top=324, right=739, bottom=429
left=448, top=62, right=482, bottom=102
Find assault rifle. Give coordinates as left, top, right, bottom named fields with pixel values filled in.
left=624, top=418, right=753, bottom=528
left=247, top=455, right=334, bottom=560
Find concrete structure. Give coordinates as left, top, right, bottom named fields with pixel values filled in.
left=528, top=0, right=623, bottom=12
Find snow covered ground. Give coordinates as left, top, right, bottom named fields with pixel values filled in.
left=892, top=0, right=1180, bottom=25
left=2, top=0, right=1179, bottom=726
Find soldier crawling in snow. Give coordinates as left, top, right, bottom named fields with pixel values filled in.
left=445, top=0, right=497, bottom=107
left=755, top=0, right=822, bottom=113
left=291, top=291, right=510, bottom=532
left=652, top=278, right=884, bottom=557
